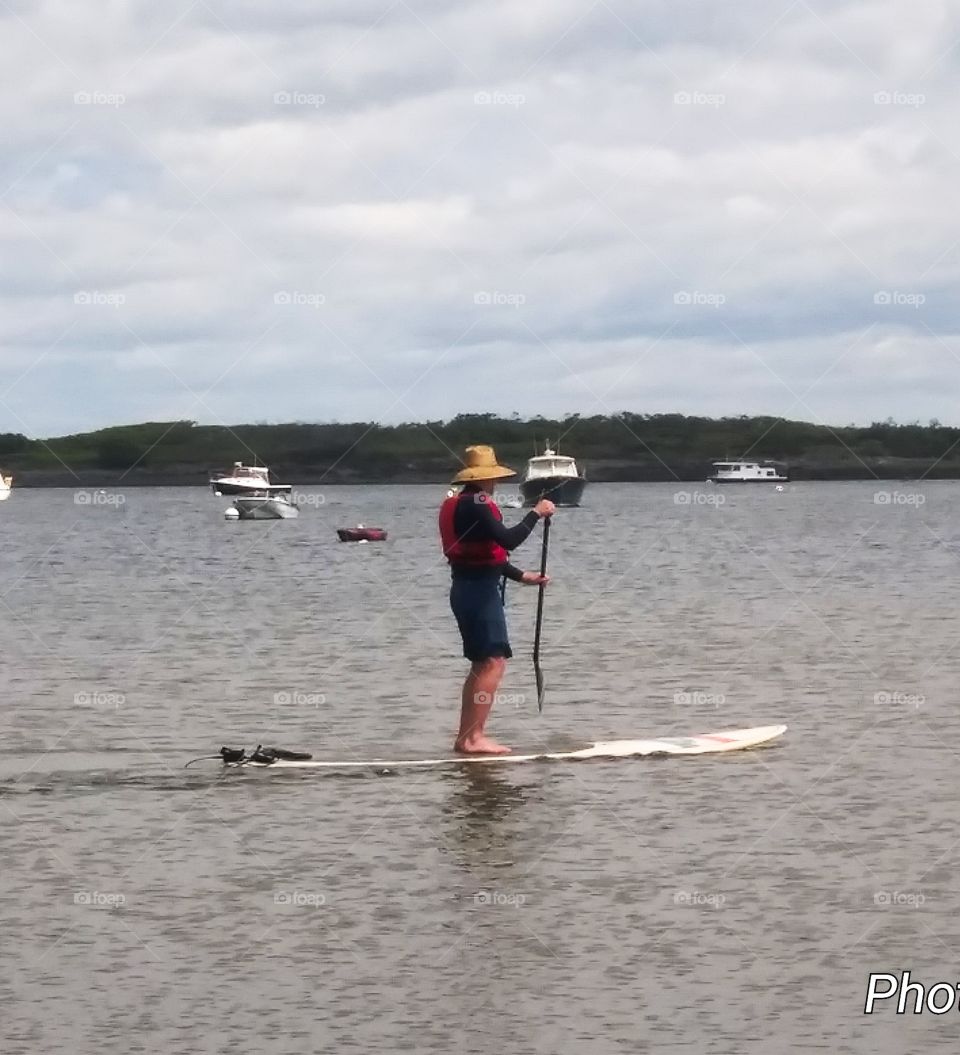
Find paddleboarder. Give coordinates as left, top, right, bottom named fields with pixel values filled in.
left=439, top=445, right=555, bottom=755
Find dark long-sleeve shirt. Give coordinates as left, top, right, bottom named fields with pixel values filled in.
left=450, top=487, right=540, bottom=580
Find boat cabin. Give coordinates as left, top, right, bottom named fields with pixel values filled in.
left=229, top=462, right=269, bottom=481
left=525, top=448, right=580, bottom=480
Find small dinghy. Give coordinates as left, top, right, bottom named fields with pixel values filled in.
left=337, top=525, right=387, bottom=542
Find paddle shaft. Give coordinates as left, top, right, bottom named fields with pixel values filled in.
left=532, top=515, right=551, bottom=711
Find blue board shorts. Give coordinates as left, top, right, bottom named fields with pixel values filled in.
left=450, top=575, right=512, bottom=662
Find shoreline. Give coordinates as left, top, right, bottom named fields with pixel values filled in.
left=7, top=462, right=960, bottom=488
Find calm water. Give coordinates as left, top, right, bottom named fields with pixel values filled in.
left=2, top=482, right=959, bottom=1054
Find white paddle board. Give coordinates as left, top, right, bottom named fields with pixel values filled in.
left=226, top=724, right=786, bottom=770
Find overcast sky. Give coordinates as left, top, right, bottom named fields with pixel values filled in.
left=0, top=0, right=956, bottom=437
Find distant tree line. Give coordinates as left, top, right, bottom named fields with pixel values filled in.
left=3, top=414, right=960, bottom=482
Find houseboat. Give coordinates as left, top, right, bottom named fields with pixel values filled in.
left=707, top=460, right=787, bottom=483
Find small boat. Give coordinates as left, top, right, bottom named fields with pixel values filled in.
left=210, top=461, right=291, bottom=497
left=0, top=472, right=12, bottom=502
left=519, top=444, right=587, bottom=507
left=707, top=460, right=787, bottom=483
left=233, top=489, right=299, bottom=520
left=337, top=525, right=387, bottom=542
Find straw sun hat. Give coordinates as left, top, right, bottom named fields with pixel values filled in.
left=452, top=445, right=516, bottom=483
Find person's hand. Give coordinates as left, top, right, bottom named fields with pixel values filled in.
left=534, top=499, right=556, bottom=518
left=521, top=572, right=550, bottom=586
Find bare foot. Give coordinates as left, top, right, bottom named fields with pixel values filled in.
left=454, top=735, right=512, bottom=756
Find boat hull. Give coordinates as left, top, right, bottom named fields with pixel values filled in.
left=212, top=481, right=291, bottom=496
left=233, top=498, right=298, bottom=520
left=520, top=475, right=586, bottom=507
left=709, top=475, right=788, bottom=484
left=337, top=528, right=387, bottom=542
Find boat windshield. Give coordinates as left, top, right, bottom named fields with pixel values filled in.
left=531, top=454, right=575, bottom=469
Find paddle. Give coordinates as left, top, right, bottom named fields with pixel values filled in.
left=532, top=515, right=551, bottom=712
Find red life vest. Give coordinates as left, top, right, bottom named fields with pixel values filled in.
left=439, top=491, right=509, bottom=566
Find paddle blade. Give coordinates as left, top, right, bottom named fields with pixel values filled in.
left=535, top=667, right=545, bottom=712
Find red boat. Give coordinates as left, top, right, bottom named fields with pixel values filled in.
left=337, top=526, right=387, bottom=542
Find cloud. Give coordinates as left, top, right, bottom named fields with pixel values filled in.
left=0, top=1, right=957, bottom=436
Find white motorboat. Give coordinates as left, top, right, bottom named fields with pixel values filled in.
left=520, top=444, right=587, bottom=506
left=0, top=472, right=12, bottom=501
left=707, top=460, right=788, bottom=483
left=232, top=488, right=299, bottom=520
left=210, top=461, right=291, bottom=497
